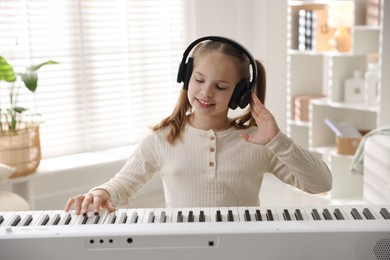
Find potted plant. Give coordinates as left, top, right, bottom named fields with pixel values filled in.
left=0, top=56, right=58, bottom=178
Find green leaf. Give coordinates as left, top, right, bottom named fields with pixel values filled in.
left=20, top=60, right=58, bottom=92
left=27, top=60, right=58, bottom=72
left=19, top=71, right=38, bottom=92
left=0, top=56, right=16, bottom=82
left=13, top=106, right=27, bottom=113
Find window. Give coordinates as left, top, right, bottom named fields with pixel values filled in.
left=0, top=0, right=186, bottom=158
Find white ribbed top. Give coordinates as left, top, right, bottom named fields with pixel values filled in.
left=94, top=124, right=332, bottom=208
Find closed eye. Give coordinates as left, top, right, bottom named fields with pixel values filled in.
left=216, top=84, right=229, bottom=90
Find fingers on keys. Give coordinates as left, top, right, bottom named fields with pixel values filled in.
left=64, top=193, right=98, bottom=215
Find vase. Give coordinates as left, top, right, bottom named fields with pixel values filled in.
left=0, top=126, right=41, bottom=178
left=329, top=26, right=352, bottom=52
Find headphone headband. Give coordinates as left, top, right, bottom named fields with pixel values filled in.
left=178, top=36, right=258, bottom=86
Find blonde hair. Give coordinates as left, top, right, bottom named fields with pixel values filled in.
left=152, top=40, right=266, bottom=144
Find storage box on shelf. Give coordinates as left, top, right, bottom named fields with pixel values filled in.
left=287, top=0, right=387, bottom=199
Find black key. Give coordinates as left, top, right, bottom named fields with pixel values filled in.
left=118, top=212, right=127, bottom=224
left=216, top=210, right=222, bottom=222
left=10, top=215, right=21, bottom=226
left=81, top=214, right=89, bottom=225
left=63, top=213, right=72, bottom=225
left=322, top=209, right=333, bottom=220
left=255, top=210, right=262, bottom=221
left=333, top=208, right=344, bottom=220
left=176, top=211, right=183, bottom=223
left=160, top=211, right=167, bottom=223
left=92, top=214, right=100, bottom=224
left=244, top=210, right=251, bottom=222
left=21, top=215, right=33, bottom=226
left=148, top=212, right=155, bottom=223
left=107, top=213, right=116, bottom=224
left=199, top=211, right=205, bottom=222
left=294, top=209, right=303, bottom=221
left=39, top=214, right=50, bottom=226
left=283, top=209, right=291, bottom=221
left=0, top=215, right=4, bottom=225
left=51, top=214, right=61, bottom=225
left=311, top=209, right=321, bottom=220
left=363, top=208, right=375, bottom=220
left=227, top=210, right=234, bottom=222
left=351, top=208, right=363, bottom=220
left=188, top=211, right=194, bottom=223
left=266, top=209, right=274, bottom=221
left=380, top=208, right=390, bottom=220
left=130, top=212, right=138, bottom=223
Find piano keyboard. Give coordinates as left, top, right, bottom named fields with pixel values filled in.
left=1, top=205, right=389, bottom=227
left=1, top=205, right=389, bottom=260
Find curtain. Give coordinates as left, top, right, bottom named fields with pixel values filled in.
left=0, top=0, right=186, bottom=158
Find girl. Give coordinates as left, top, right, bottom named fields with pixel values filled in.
left=65, top=36, right=332, bottom=215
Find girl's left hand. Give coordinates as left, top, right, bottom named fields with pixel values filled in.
left=240, top=92, right=280, bottom=145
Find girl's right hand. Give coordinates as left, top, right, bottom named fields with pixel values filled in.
left=64, top=189, right=116, bottom=215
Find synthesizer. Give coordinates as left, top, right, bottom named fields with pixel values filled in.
left=1, top=205, right=389, bottom=260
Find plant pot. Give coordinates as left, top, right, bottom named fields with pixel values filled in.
left=0, top=127, right=41, bottom=178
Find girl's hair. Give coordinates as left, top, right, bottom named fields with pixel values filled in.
left=151, top=40, right=266, bottom=144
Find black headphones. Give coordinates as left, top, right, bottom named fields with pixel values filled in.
left=177, top=36, right=258, bottom=110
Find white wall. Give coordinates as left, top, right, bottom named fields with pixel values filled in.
left=187, top=0, right=287, bottom=131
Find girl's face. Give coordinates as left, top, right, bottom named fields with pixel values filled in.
left=187, top=52, right=240, bottom=123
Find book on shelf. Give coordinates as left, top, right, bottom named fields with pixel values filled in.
left=298, top=8, right=331, bottom=52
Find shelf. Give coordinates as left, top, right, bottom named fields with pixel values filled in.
left=287, top=0, right=387, bottom=202
left=287, top=49, right=370, bottom=57
left=310, top=146, right=355, bottom=159
left=310, top=99, right=380, bottom=113
left=354, top=25, right=380, bottom=31
left=287, top=119, right=310, bottom=128
left=287, top=0, right=385, bottom=177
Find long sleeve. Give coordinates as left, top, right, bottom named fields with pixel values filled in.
left=265, top=131, right=332, bottom=193
left=91, top=133, right=161, bottom=208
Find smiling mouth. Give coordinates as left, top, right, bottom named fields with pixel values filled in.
left=196, top=98, right=214, bottom=108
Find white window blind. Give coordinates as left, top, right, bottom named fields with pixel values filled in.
left=0, top=0, right=186, bottom=158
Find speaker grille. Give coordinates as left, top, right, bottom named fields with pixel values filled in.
left=373, top=238, right=390, bottom=260
left=356, top=234, right=390, bottom=260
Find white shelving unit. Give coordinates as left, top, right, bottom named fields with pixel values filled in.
left=286, top=0, right=389, bottom=199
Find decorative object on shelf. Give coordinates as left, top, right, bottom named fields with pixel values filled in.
left=366, top=0, right=382, bottom=26
left=335, top=136, right=361, bottom=155
left=293, top=95, right=325, bottom=122
left=365, top=62, right=380, bottom=105
left=0, top=56, right=57, bottom=178
left=328, top=1, right=354, bottom=52
left=344, top=71, right=365, bottom=103
left=324, top=118, right=363, bottom=155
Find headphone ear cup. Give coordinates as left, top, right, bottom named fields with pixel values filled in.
left=177, top=61, right=185, bottom=84
left=177, top=58, right=193, bottom=90
left=182, top=58, right=193, bottom=90
left=228, top=79, right=247, bottom=110
left=238, top=85, right=253, bottom=109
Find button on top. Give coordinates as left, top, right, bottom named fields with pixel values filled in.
left=210, top=136, right=216, bottom=141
